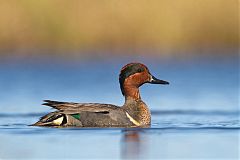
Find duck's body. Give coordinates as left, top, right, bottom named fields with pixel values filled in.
left=33, top=63, right=169, bottom=127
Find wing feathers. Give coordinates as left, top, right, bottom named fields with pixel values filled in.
left=42, top=100, right=120, bottom=113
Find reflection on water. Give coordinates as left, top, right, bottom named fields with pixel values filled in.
left=0, top=112, right=239, bottom=159
left=121, top=130, right=143, bottom=159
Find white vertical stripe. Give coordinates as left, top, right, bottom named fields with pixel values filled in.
left=126, top=112, right=140, bottom=126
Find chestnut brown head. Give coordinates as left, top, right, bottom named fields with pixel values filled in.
left=119, top=63, right=169, bottom=96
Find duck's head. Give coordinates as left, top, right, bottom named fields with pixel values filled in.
left=119, top=63, right=169, bottom=96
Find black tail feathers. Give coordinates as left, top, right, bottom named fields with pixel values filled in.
left=32, top=112, right=66, bottom=126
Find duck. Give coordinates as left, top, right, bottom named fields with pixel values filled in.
left=33, top=63, right=169, bottom=127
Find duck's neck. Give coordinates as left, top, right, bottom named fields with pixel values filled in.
left=124, top=85, right=141, bottom=101
left=122, top=85, right=151, bottom=126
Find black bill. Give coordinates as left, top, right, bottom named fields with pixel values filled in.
left=149, top=75, right=169, bottom=84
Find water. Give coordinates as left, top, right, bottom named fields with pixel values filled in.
left=0, top=55, right=239, bottom=159
left=0, top=112, right=239, bottom=159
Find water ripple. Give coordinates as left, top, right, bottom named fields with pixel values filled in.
left=0, top=110, right=239, bottom=134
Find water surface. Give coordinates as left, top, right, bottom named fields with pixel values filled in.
left=0, top=55, right=239, bottom=159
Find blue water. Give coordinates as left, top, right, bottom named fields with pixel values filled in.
left=0, top=54, right=239, bottom=159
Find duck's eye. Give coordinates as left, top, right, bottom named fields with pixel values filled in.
left=137, top=68, right=143, bottom=73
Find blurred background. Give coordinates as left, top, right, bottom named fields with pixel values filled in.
left=0, top=0, right=238, bottom=112
left=0, top=1, right=239, bottom=159
left=0, top=0, right=238, bottom=58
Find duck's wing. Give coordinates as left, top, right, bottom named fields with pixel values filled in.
left=42, top=100, right=119, bottom=113
left=33, top=100, right=133, bottom=127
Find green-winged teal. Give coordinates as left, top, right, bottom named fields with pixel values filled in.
left=33, top=63, right=169, bottom=127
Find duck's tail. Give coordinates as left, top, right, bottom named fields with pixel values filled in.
left=31, top=111, right=83, bottom=127
left=31, top=112, right=67, bottom=126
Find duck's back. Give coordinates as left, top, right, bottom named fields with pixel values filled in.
left=33, top=100, right=134, bottom=127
